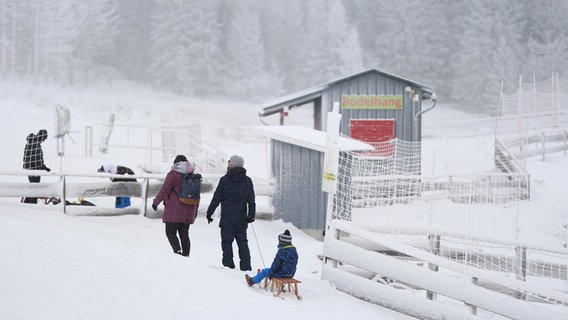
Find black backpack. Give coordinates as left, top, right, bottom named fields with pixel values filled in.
left=178, top=173, right=202, bottom=205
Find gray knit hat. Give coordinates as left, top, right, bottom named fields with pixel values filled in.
left=229, top=155, right=244, bottom=167
left=278, top=229, right=292, bottom=245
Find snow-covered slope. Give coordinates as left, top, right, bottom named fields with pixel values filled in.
left=1, top=81, right=567, bottom=319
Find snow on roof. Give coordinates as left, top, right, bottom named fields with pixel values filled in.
left=253, top=125, right=374, bottom=152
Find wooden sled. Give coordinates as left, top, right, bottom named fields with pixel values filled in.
left=263, top=277, right=302, bottom=299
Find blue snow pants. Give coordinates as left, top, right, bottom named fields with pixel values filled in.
left=252, top=268, right=271, bottom=284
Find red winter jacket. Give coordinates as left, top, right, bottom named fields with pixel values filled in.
left=153, top=166, right=198, bottom=224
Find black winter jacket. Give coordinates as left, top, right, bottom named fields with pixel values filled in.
left=207, top=167, right=256, bottom=228
left=112, top=166, right=136, bottom=182
left=23, top=131, right=49, bottom=171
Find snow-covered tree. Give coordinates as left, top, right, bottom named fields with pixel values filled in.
left=183, top=0, right=222, bottom=97
left=258, top=0, right=304, bottom=93
left=0, top=0, right=16, bottom=79
left=220, top=0, right=267, bottom=99
left=323, top=0, right=364, bottom=78
left=150, top=0, right=193, bottom=93
left=347, top=0, right=451, bottom=90
left=449, top=0, right=504, bottom=111
left=33, top=0, right=82, bottom=85
left=114, top=0, right=153, bottom=82
left=150, top=0, right=224, bottom=96
left=1, top=0, right=567, bottom=107
left=72, top=0, right=119, bottom=84
left=296, top=0, right=363, bottom=88
left=521, top=0, right=568, bottom=80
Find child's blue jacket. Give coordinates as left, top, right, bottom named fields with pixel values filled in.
left=268, top=245, right=298, bottom=278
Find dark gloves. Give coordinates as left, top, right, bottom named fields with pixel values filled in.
left=207, top=216, right=213, bottom=224
left=152, top=203, right=158, bottom=211
left=246, top=217, right=255, bottom=223
left=41, top=165, right=51, bottom=172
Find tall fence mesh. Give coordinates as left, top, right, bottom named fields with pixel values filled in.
left=332, top=138, right=568, bottom=292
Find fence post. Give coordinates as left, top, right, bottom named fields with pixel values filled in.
left=62, top=175, right=67, bottom=214
left=426, top=234, right=441, bottom=300
left=85, top=126, right=92, bottom=157
left=465, top=276, right=478, bottom=315
left=564, top=131, right=568, bottom=155
left=541, top=132, right=546, bottom=161
left=324, top=224, right=340, bottom=269
left=514, top=246, right=527, bottom=300
left=142, top=178, right=149, bottom=217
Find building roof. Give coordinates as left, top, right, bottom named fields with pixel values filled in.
left=259, top=69, right=435, bottom=117
left=253, top=125, right=374, bottom=152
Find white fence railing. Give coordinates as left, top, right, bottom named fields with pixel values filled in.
left=496, top=74, right=568, bottom=166
left=497, top=130, right=568, bottom=166
left=0, top=170, right=275, bottom=217
left=322, top=220, right=568, bottom=320
left=0, top=170, right=166, bottom=216
left=84, top=123, right=227, bottom=175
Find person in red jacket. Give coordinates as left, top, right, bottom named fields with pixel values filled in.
left=152, top=155, right=199, bottom=257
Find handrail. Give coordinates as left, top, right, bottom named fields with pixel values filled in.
left=322, top=220, right=568, bottom=319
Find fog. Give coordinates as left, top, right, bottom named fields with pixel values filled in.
left=0, top=0, right=567, bottom=112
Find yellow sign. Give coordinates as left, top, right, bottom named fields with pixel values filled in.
left=342, top=95, right=403, bottom=110
left=323, top=171, right=336, bottom=182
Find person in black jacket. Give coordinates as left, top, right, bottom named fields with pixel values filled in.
left=22, top=129, right=51, bottom=203
left=207, top=155, right=256, bottom=271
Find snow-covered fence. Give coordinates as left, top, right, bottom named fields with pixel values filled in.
left=497, top=130, right=568, bottom=164
left=322, top=220, right=568, bottom=320
left=0, top=170, right=165, bottom=216
left=0, top=170, right=275, bottom=217
left=494, top=139, right=526, bottom=173
left=85, top=122, right=226, bottom=175
left=496, top=73, right=568, bottom=166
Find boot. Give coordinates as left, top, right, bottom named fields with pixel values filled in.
left=245, top=274, right=254, bottom=287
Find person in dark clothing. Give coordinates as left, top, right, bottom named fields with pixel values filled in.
left=152, top=155, right=199, bottom=257
left=22, top=129, right=51, bottom=204
left=245, top=229, right=299, bottom=286
left=97, top=164, right=137, bottom=208
left=206, top=154, right=256, bottom=271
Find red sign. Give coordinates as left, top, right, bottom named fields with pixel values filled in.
left=350, top=119, right=395, bottom=157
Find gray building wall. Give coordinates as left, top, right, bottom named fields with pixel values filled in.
left=320, top=72, right=426, bottom=142
left=271, top=140, right=327, bottom=229
left=263, top=70, right=432, bottom=230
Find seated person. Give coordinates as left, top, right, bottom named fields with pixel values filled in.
left=98, top=164, right=136, bottom=208
left=245, top=229, right=298, bottom=286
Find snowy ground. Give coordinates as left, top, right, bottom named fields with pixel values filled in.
left=1, top=81, right=567, bottom=319
left=0, top=206, right=408, bottom=320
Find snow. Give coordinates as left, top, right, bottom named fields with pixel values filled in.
left=1, top=81, right=567, bottom=319
left=0, top=81, right=405, bottom=320
left=253, top=125, right=374, bottom=152
left=0, top=207, right=401, bottom=320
